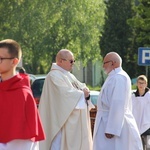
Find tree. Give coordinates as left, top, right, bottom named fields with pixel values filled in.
left=127, top=0, right=150, bottom=79
left=100, top=0, right=135, bottom=78
left=0, top=0, right=106, bottom=74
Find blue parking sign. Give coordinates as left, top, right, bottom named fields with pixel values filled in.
left=138, top=47, right=150, bottom=66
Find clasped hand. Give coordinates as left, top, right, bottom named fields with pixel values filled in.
left=83, top=88, right=90, bottom=98
left=105, top=133, right=114, bottom=139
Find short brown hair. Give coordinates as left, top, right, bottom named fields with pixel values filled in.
left=0, top=39, right=22, bottom=60
left=137, top=75, right=147, bottom=83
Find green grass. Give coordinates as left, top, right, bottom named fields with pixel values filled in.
left=87, top=85, right=101, bottom=91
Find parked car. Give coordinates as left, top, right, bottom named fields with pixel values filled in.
left=90, top=90, right=99, bottom=105
left=30, top=74, right=46, bottom=106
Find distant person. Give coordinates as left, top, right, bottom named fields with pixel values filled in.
left=39, top=49, right=93, bottom=150
left=0, top=39, right=45, bottom=150
left=19, top=67, right=26, bottom=73
left=93, top=52, right=143, bottom=150
left=132, top=75, right=150, bottom=149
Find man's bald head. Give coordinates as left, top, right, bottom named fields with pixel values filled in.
left=56, top=49, right=73, bottom=63
left=56, top=49, right=75, bottom=71
left=105, top=52, right=122, bottom=68
left=103, top=52, right=122, bottom=74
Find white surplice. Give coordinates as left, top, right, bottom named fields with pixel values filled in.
left=93, top=67, right=143, bottom=150
left=132, top=91, right=150, bottom=134
left=0, top=140, right=38, bottom=150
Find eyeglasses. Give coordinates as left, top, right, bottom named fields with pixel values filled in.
left=103, top=60, right=113, bottom=65
left=61, top=58, right=75, bottom=64
left=0, top=57, right=15, bottom=64
left=137, top=81, right=146, bottom=85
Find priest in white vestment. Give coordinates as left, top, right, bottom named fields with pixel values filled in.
left=93, top=52, right=143, bottom=150
left=39, top=49, right=93, bottom=150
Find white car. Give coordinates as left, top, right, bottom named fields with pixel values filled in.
left=90, top=90, right=99, bottom=135
left=90, top=90, right=100, bottom=105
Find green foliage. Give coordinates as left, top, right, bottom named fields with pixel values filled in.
left=99, top=0, right=137, bottom=78
left=127, top=0, right=150, bottom=78
left=128, top=0, right=150, bottom=47
left=100, top=0, right=134, bottom=54
left=0, top=0, right=106, bottom=74
left=132, top=84, right=137, bottom=90
left=87, top=85, right=101, bottom=91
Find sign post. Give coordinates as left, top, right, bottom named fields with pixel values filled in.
left=138, top=47, right=150, bottom=77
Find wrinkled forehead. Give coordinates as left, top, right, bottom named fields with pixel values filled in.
left=60, top=50, right=73, bottom=58
left=104, top=54, right=111, bottom=61
left=66, top=52, right=74, bottom=59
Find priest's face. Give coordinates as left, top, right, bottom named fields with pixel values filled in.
left=61, top=53, right=75, bottom=71
left=103, top=55, right=113, bottom=74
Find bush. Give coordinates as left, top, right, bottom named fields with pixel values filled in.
left=87, top=85, right=101, bottom=91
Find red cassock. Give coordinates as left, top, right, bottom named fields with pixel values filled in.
left=0, top=74, right=45, bottom=143
left=19, top=73, right=31, bottom=87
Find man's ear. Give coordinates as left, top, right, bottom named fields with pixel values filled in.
left=13, top=58, right=19, bottom=66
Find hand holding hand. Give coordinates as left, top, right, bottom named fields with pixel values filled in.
left=105, top=133, right=114, bottom=139
left=83, top=88, right=90, bottom=98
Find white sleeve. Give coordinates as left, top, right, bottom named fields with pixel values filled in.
left=75, top=92, right=87, bottom=109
